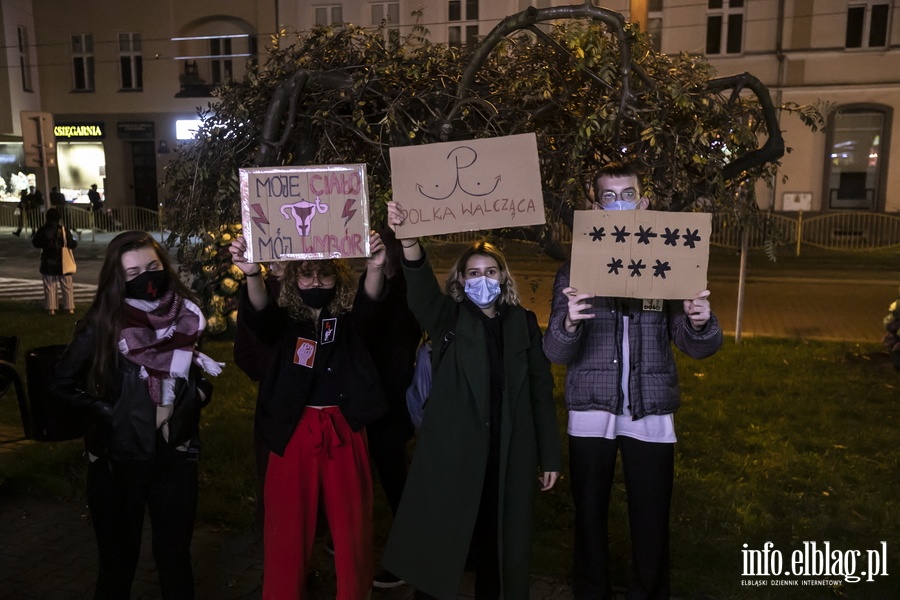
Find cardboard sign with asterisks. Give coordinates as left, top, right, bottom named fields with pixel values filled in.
left=569, top=209, right=711, bottom=300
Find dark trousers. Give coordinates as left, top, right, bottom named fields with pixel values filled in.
left=569, top=435, right=674, bottom=600
left=366, top=408, right=412, bottom=517
left=470, top=455, right=501, bottom=600
left=14, top=207, right=23, bottom=234
left=87, top=440, right=198, bottom=600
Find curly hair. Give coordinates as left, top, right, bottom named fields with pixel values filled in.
left=278, top=259, right=355, bottom=322
left=443, top=241, right=520, bottom=307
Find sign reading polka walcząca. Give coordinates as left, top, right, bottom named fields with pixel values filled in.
left=569, top=209, right=711, bottom=300
left=389, top=133, right=546, bottom=239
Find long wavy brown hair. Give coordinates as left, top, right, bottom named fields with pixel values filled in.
left=278, top=259, right=355, bottom=322
left=76, top=231, right=199, bottom=397
left=443, top=241, right=520, bottom=307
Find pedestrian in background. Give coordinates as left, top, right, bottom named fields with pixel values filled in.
left=50, top=185, right=68, bottom=224
left=26, top=185, right=43, bottom=236
left=12, top=189, right=26, bottom=236
left=31, top=208, right=77, bottom=315
left=51, top=230, right=222, bottom=599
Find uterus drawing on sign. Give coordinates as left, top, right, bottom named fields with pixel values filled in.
left=416, top=145, right=501, bottom=200
left=281, top=197, right=329, bottom=237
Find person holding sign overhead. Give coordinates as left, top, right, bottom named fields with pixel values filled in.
left=229, top=233, right=389, bottom=600
left=543, top=163, right=723, bottom=599
left=381, top=201, right=562, bottom=600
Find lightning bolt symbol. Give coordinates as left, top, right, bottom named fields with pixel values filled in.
left=342, top=199, right=357, bottom=227
left=251, top=203, right=269, bottom=235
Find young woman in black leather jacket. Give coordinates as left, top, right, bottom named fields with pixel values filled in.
left=52, top=231, right=221, bottom=600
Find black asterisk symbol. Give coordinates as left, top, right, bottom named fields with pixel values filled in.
left=662, top=227, right=680, bottom=247
left=682, top=228, right=702, bottom=249
left=652, top=260, right=672, bottom=279
left=589, top=226, right=606, bottom=242
left=607, top=258, right=623, bottom=275
left=613, top=225, right=631, bottom=243
left=628, top=259, right=646, bottom=277
left=635, top=225, right=657, bottom=245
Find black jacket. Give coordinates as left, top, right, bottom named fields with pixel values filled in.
left=51, top=326, right=207, bottom=460
left=32, top=223, right=77, bottom=276
left=354, top=271, right=421, bottom=404
left=242, top=291, right=388, bottom=456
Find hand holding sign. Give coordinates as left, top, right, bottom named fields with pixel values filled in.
left=570, top=210, right=712, bottom=300
left=228, top=235, right=257, bottom=275
left=683, top=290, right=712, bottom=331
left=563, top=287, right=595, bottom=333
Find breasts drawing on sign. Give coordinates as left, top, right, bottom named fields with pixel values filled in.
left=389, top=133, right=546, bottom=238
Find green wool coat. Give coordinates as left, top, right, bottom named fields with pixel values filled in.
left=382, top=256, right=563, bottom=599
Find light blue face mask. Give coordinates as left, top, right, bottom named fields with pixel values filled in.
left=464, top=276, right=502, bottom=308
left=603, top=199, right=640, bottom=211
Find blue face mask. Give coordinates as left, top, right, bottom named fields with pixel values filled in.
left=464, top=276, right=502, bottom=308
left=603, top=199, right=640, bottom=211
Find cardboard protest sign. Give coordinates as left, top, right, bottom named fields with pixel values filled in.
left=239, top=164, right=371, bottom=262
left=389, top=133, right=546, bottom=238
left=569, top=209, right=711, bottom=300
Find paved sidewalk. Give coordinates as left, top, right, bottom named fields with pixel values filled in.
left=0, top=486, right=575, bottom=600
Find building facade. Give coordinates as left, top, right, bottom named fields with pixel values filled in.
left=1, top=0, right=897, bottom=214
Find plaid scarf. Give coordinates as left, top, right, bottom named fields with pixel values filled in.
left=118, top=290, right=206, bottom=406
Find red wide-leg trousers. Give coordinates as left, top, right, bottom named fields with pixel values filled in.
left=262, top=406, right=374, bottom=599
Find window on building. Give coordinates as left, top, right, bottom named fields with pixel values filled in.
left=210, top=37, right=233, bottom=85
left=372, top=2, right=400, bottom=44
left=18, top=27, right=33, bottom=92
left=371, top=2, right=400, bottom=25
left=315, top=5, right=344, bottom=27
left=448, top=0, right=479, bottom=47
left=846, top=3, right=890, bottom=49
left=647, top=0, right=664, bottom=53
left=72, top=34, right=95, bottom=91
left=825, top=105, right=892, bottom=211
left=119, top=33, right=143, bottom=91
left=706, top=0, right=743, bottom=55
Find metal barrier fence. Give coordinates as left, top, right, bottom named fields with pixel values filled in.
left=710, top=211, right=900, bottom=252
left=431, top=212, right=900, bottom=253
left=3, top=204, right=896, bottom=252
left=0, top=204, right=161, bottom=242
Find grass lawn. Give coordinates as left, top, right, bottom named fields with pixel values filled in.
left=1, top=300, right=897, bottom=598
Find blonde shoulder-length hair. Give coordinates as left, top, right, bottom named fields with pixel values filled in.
left=443, top=241, right=520, bottom=307
left=278, top=259, right=355, bottom=322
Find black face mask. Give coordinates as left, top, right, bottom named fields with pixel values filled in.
left=125, top=270, right=169, bottom=301
left=298, top=286, right=336, bottom=309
